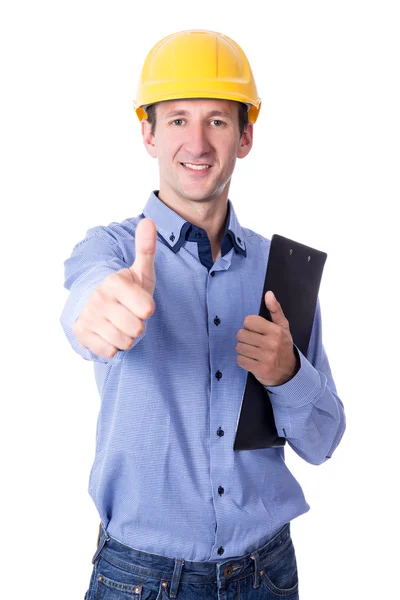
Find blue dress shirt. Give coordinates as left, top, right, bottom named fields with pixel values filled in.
left=60, top=191, right=346, bottom=561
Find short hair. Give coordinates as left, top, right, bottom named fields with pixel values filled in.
left=145, top=102, right=249, bottom=137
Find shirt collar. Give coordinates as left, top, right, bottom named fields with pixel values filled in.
left=142, top=191, right=247, bottom=257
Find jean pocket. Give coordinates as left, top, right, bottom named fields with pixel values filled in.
left=96, top=573, right=145, bottom=599
left=95, top=559, right=169, bottom=600
left=260, top=538, right=299, bottom=597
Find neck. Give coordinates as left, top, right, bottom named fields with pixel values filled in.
left=157, top=190, right=229, bottom=250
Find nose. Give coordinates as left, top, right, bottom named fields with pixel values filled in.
left=184, top=122, right=212, bottom=158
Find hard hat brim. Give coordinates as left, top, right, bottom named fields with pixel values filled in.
left=135, top=94, right=261, bottom=124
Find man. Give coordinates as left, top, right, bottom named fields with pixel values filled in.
left=60, top=29, right=345, bottom=600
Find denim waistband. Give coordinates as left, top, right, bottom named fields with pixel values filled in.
left=92, top=522, right=292, bottom=598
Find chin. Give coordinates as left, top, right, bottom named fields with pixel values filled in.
left=183, top=193, right=215, bottom=203
left=179, top=185, right=224, bottom=203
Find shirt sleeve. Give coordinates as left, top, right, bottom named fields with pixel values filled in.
left=266, top=299, right=346, bottom=465
left=59, top=226, right=147, bottom=364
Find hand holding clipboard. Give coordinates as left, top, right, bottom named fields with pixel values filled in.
left=233, top=235, right=327, bottom=451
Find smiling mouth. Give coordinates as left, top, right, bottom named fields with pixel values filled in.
left=181, top=163, right=211, bottom=171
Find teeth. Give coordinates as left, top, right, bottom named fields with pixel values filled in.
left=182, top=163, right=210, bottom=171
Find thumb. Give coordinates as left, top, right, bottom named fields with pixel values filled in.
left=265, top=291, right=288, bottom=329
left=130, top=218, right=157, bottom=295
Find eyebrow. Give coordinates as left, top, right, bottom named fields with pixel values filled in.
left=162, top=109, right=233, bottom=120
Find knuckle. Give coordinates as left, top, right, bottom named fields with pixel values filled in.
left=104, top=272, right=123, bottom=292
left=73, top=319, right=88, bottom=344
left=91, top=288, right=105, bottom=308
left=103, top=345, right=117, bottom=359
left=79, top=303, right=92, bottom=321
left=135, top=322, right=145, bottom=338
left=106, top=271, right=119, bottom=285
left=120, top=336, right=134, bottom=351
left=143, top=299, right=155, bottom=319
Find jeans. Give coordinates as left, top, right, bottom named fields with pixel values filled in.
left=85, top=522, right=299, bottom=599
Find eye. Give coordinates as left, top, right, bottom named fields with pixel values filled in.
left=171, top=119, right=185, bottom=126
left=211, top=119, right=225, bottom=127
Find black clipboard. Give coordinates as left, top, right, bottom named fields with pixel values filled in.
left=233, top=234, right=327, bottom=451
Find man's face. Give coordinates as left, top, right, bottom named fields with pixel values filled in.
left=142, top=99, right=253, bottom=205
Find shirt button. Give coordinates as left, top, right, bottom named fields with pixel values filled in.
left=214, top=316, right=221, bottom=326
left=215, top=371, right=222, bottom=380
left=217, top=547, right=225, bottom=556
left=169, top=234, right=175, bottom=242
left=210, top=271, right=215, bottom=277
left=217, top=427, right=224, bottom=437
left=195, top=231, right=202, bottom=238
left=218, top=486, right=224, bottom=496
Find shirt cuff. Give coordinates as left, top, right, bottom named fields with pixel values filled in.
left=265, top=345, right=321, bottom=408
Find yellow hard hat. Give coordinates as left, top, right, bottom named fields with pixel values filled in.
left=134, top=29, right=261, bottom=123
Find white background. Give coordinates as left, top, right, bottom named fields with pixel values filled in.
left=1, top=1, right=399, bottom=598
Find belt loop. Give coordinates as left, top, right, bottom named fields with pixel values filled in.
left=250, top=551, right=261, bottom=589
left=169, top=558, right=184, bottom=598
left=92, top=522, right=110, bottom=565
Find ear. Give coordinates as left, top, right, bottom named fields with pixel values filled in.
left=237, top=122, right=253, bottom=159
left=142, top=120, right=158, bottom=158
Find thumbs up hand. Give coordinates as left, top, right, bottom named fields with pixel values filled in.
left=235, top=291, right=300, bottom=386
left=73, top=218, right=157, bottom=359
